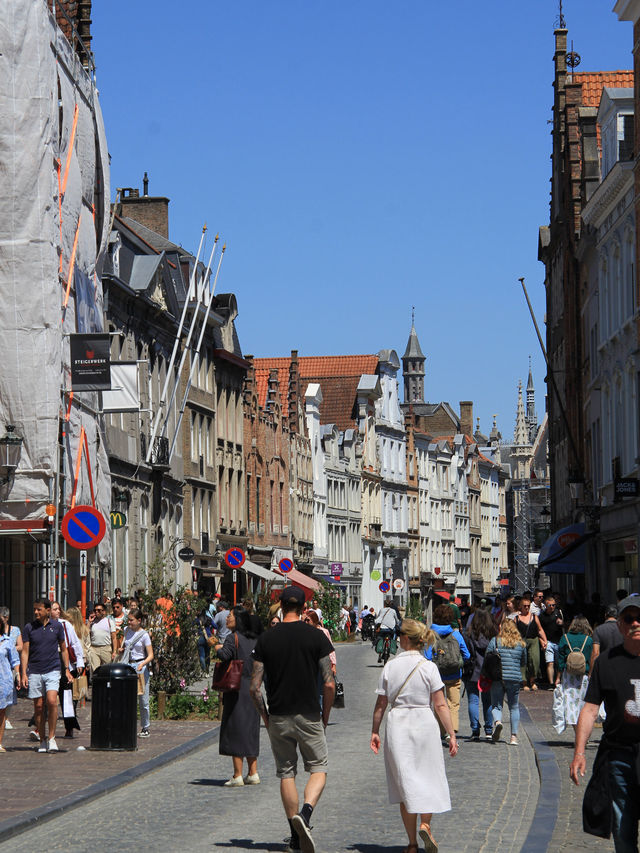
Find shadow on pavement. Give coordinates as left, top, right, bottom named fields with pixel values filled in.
left=189, top=778, right=228, bottom=787
left=215, top=841, right=287, bottom=851
left=346, top=845, right=407, bottom=853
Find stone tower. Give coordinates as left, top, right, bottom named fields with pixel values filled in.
left=525, top=357, right=538, bottom=443
left=402, top=319, right=426, bottom=404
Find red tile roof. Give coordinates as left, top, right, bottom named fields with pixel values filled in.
left=572, top=70, right=633, bottom=107
left=252, top=355, right=379, bottom=429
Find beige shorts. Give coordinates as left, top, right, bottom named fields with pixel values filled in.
left=267, top=713, right=328, bottom=778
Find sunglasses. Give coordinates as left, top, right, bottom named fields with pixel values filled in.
left=622, top=613, right=640, bottom=625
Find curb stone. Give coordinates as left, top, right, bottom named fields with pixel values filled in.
left=518, top=704, right=562, bottom=853
left=0, top=726, right=220, bottom=844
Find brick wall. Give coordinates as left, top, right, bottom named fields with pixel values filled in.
left=119, top=194, right=170, bottom=239
left=48, top=0, right=92, bottom=66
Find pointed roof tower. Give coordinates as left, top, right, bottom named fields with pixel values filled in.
left=514, top=380, right=531, bottom=448
left=525, top=356, right=538, bottom=442
left=402, top=310, right=426, bottom=404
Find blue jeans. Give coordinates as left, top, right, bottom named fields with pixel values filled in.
left=466, top=680, right=493, bottom=734
left=131, top=662, right=150, bottom=730
left=197, top=635, right=210, bottom=671
left=490, top=679, right=520, bottom=736
left=610, top=750, right=639, bottom=853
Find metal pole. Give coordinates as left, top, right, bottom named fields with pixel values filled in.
left=168, top=245, right=226, bottom=461
left=149, top=237, right=219, bottom=460
left=146, top=227, right=209, bottom=461
left=518, top=276, right=582, bottom=475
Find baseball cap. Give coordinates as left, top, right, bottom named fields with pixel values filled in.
left=280, top=586, right=305, bottom=605
left=617, top=593, right=640, bottom=616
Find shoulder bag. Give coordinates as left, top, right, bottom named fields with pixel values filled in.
left=390, top=660, right=424, bottom=708
left=211, top=633, right=244, bottom=692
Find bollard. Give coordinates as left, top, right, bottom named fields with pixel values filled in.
left=157, top=690, right=166, bottom=720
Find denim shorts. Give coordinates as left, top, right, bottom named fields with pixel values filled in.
left=28, top=670, right=61, bottom=698
left=545, top=641, right=559, bottom=664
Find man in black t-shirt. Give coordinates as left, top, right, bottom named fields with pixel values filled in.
left=251, top=586, right=335, bottom=853
left=539, top=594, right=564, bottom=686
left=570, top=594, right=640, bottom=849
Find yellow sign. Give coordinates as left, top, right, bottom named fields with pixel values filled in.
left=110, top=511, right=127, bottom=529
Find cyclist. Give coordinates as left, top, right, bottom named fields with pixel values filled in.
left=375, top=599, right=401, bottom=663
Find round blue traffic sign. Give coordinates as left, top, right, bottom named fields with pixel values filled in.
left=225, top=547, right=246, bottom=568
left=379, top=581, right=390, bottom=593
left=279, top=558, right=293, bottom=573
left=61, top=505, right=106, bottom=550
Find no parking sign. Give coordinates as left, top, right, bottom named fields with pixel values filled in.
left=379, top=581, right=390, bottom=593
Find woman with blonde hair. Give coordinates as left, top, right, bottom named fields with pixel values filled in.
left=371, top=619, right=457, bottom=853
left=486, top=619, right=527, bottom=745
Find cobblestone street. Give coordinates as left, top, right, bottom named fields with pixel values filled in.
left=1, top=642, right=547, bottom=853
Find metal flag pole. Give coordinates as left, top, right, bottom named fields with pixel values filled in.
left=146, top=233, right=218, bottom=462
left=146, top=225, right=208, bottom=461
left=168, top=244, right=226, bottom=462
left=518, top=276, right=582, bottom=475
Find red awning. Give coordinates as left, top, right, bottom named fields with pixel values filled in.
left=434, top=590, right=451, bottom=600
left=274, top=567, right=321, bottom=600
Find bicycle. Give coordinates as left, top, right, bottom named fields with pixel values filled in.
left=376, top=631, right=392, bottom=665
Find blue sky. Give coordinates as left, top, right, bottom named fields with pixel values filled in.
left=92, top=1, right=632, bottom=439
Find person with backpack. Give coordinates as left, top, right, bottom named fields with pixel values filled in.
left=485, top=619, right=527, bottom=745
left=427, top=603, right=470, bottom=739
left=464, top=609, right=496, bottom=741
left=553, top=616, right=593, bottom=737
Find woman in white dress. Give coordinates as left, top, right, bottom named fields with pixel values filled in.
left=370, top=619, right=458, bottom=853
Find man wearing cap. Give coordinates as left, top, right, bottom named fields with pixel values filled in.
left=251, top=586, right=335, bottom=853
left=570, top=594, right=640, bottom=849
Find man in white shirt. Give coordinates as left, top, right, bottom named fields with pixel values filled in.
left=88, top=603, right=116, bottom=671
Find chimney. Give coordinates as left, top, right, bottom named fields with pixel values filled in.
left=118, top=180, right=170, bottom=238
left=459, top=401, right=473, bottom=437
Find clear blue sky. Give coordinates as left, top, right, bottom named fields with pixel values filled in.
left=92, top=1, right=632, bottom=440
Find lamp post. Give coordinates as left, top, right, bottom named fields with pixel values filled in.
left=0, top=425, right=23, bottom=484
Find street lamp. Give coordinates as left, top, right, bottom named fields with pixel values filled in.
left=0, top=425, right=23, bottom=485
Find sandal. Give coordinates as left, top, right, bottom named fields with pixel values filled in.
left=405, top=845, right=419, bottom=853
left=419, top=824, right=438, bottom=853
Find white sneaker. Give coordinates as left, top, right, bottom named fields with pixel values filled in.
left=37, top=740, right=48, bottom=753
left=223, top=775, right=244, bottom=787
left=29, top=730, right=40, bottom=742
left=47, top=737, right=59, bottom=752
left=5, top=721, right=13, bottom=730
left=492, top=722, right=503, bottom=743
left=244, top=773, right=260, bottom=785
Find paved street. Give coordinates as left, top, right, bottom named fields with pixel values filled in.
left=3, top=641, right=542, bottom=853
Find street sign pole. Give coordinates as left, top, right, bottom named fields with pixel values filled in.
left=79, top=550, right=88, bottom=621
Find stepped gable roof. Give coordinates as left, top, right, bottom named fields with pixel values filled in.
left=573, top=70, right=633, bottom=107
left=253, top=354, right=378, bottom=430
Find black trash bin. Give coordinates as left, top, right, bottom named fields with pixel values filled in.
left=90, top=663, right=138, bottom=750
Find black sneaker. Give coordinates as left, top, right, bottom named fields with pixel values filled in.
left=139, top=728, right=150, bottom=738
left=470, top=731, right=480, bottom=742
left=283, top=837, right=301, bottom=853
left=291, top=814, right=315, bottom=853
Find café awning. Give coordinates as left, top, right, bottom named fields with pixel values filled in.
left=538, top=523, right=594, bottom=574
left=244, top=560, right=283, bottom=585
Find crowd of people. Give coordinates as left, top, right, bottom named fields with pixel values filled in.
left=0, top=583, right=637, bottom=852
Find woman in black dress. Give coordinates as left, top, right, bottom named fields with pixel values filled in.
left=214, top=605, right=260, bottom=787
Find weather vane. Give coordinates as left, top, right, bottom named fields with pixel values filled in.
left=411, top=305, right=415, bottom=325
left=557, top=0, right=566, bottom=28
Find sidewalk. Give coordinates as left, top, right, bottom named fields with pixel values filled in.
left=0, top=693, right=219, bottom=841
left=519, top=687, right=613, bottom=852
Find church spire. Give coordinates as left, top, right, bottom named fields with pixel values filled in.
left=525, top=356, right=538, bottom=441
left=402, top=310, right=426, bottom=404
left=514, top=380, right=531, bottom=447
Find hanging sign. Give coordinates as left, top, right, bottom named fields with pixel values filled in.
left=61, top=505, right=106, bottom=550
left=70, top=333, right=111, bottom=391
left=379, top=581, right=390, bottom=593
left=279, top=558, right=293, bottom=573
left=110, top=511, right=126, bottom=529
left=371, top=570, right=381, bottom=581
left=178, top=547, right=196, bottom=561
left=224, top=548, right=246, bottom=568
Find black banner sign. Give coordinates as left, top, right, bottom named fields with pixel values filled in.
left=614, top=478, right=639, bottom=501
left=70, top=334, right=111, bottom=391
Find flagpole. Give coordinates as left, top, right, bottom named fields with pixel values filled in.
left=146, top=226, right=208, bottom=462
left=168, top=244, right=226, bottom=462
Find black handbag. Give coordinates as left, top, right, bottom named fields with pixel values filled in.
left=333, top=680, right=345, bottom=709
